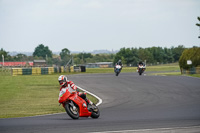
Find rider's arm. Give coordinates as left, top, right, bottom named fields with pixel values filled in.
left=68, top=81, right=77, bottom=90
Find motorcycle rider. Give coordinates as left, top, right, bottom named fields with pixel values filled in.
left=58, top=75, right=93, bottom=106
left=114, top=59, right=123, bottom=72
left=137, top=61, right=146, bottom=71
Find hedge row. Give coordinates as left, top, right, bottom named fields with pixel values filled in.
left=179, top=47, right=200, bottom=70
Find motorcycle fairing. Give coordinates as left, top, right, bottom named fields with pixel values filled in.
left=59, top=89, right=92, bottom=117
left=67, top=93, right=92, bottom=117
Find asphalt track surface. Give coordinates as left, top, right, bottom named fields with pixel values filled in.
left=0, top=73, right=200, bottom=133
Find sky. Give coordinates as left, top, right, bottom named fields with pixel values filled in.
left=0, top=0, right=200, bottom=53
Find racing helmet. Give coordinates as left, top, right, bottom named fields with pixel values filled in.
left=58, top=75, right=67, bottom=86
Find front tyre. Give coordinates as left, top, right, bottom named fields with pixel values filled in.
left=90, top=104, right=100, bottom=119
left=65, top=101, right=79, bottom=119
left=116, top=72, right=119, bottom=76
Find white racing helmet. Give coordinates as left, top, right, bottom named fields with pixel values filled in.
left=58, top=75, right=67, bottom=86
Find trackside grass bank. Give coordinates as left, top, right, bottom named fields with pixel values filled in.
left=0, top=74, right=97, bottom=118
left=86, top=63, right=180, bottom=73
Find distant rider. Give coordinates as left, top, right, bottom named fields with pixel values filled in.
left=114, top=60, right=123, bottom=72
left=137, top=61, right=146, bottom=71
left=58, top=75, right=93, bottom=105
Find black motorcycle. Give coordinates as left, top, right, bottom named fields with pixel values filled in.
left=137, top=64, right=146, bottom=75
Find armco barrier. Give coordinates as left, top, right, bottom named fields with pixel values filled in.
left=11, top=66, right=85, bottom=76
left=61, top=66, right=64, bottom=73
left=22, top=68, right=32, bottom=75
left=181, top=67, right=200, bottom=74
left=48, top=67, right=54, bottom=74
left=54, top=67, right=58, bottom=73
left=70, top=66, right=74, bottom=72
left=196, top=67, right=200, bottom=74
left=32, top=67, right=41, bottom=75
left=41, top=67, right=48, bottom=75
left=12, top=68, right=22, bottom=76
left=0, top=68, right=12, bottom=76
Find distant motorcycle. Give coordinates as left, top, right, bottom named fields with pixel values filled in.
left=115, top=65, right=122, bottom=76
left=137, top=64, right=146, bottom=75
left=58, top=86, right=100, bottom=119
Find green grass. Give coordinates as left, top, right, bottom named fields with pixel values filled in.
left=145, top=64, right=180, bottom=72
left=150, top=72, right=200, bottom=78
left=183, top=74, right=200, bottom=78
left=149, top=72, right=182, bottom=76
left=85, top=63, right=180, bottom=73
left=0, top=74, right=98, bottom=118
left=85, top=67, right=137, bottom=73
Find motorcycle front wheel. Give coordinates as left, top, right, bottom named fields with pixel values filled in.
left=115, top=72, right=119, bottom=76
left=65, top=101, right=79, bottom=119
left=90, top=104, right=100, bottom=119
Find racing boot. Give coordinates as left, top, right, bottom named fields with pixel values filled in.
left=86, top=98, right=98, bottom=112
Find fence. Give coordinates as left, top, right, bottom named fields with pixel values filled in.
left=0, top=66, right=86, bottom=76
left=181, top=67, right=200, bottom=74
left=0, top=68, right=12, bottom=76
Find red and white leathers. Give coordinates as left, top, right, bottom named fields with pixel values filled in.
left=59, top=81, right=92, bottom=105
left=60, top=80, right=77, bottom=91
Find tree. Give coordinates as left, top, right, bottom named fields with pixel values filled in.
left=196, top=16, right=200, bottom=27
left=196, top=16, right=200, bottom=38
left=76, top=53, right=93, bottom=64
left=33, top=44, right=53, bottom=59
left=60, top=48, right=70, bottom=60
left=13, top=54, right=27, bottom=61
left=60, top=48, right=71, bottom=65
left=138, top=48, right=153, bottom=64
left=179, top=47, right=200, bottom=70
left=114, top=47, right=139, bottom=66
left=163, top=47, right=174, bottom=63
left=0, top=48, right=11, bottom=61
left=171, top=45, right=185, bottom=62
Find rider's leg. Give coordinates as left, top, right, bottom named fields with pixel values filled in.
left=78, top=92, right=93, bottom=105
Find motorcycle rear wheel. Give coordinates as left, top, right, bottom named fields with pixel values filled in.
left=65, top=101, right=79, bottom=119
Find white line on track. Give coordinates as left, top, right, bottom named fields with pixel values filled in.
left=89, top=126, right=200, bottom=133
left=77, top=85, right=102, bottom=106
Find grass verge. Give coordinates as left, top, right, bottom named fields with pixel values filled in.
left=85, top=63, right=180, bottom=74
left=0, top=74, right=98, bottom=118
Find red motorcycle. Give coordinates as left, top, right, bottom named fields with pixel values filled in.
left=58, top=87, right=100, bottom=119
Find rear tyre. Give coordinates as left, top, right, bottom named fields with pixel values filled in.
left=65, top=101, right=79, bottom=119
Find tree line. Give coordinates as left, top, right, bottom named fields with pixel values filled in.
left=0, top=44, right=115, bottom=66
left=113, top=45, right=185, bottom=66
left=0, top=44, right=189, bottom=67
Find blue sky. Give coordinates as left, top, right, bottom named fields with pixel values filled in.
left=0, top=0, right=200, bottom=52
